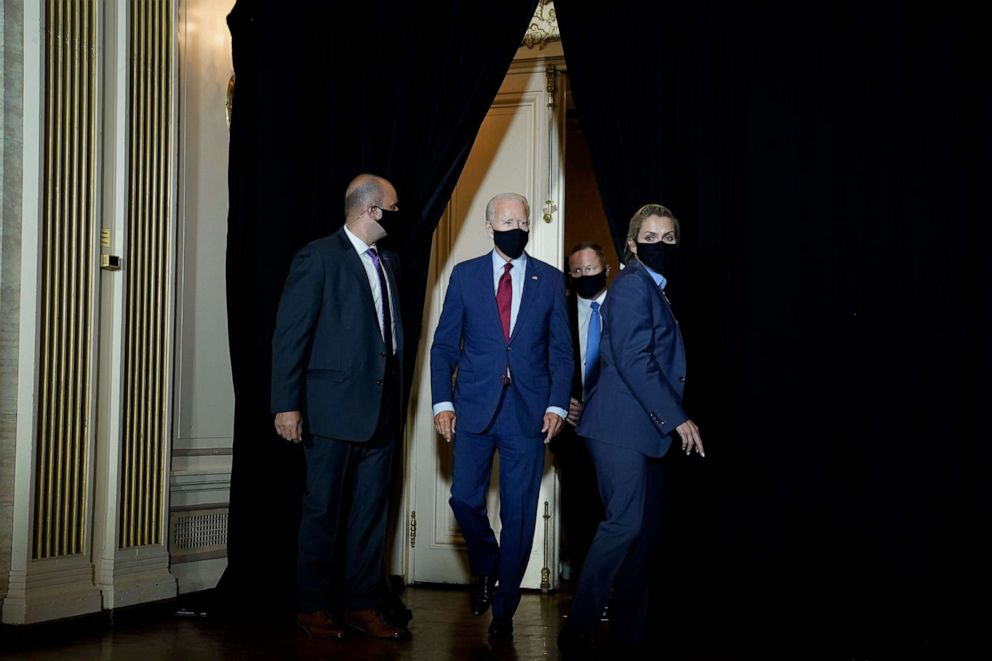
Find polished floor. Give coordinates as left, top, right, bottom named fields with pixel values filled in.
left=0, top=584, right=957, bottom=660
left=0, top=585, right=733, bottom=661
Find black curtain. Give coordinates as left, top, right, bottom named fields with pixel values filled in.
left=222, top=0, right=537, bottom=614
left=558, top=0, right=991, bottom=652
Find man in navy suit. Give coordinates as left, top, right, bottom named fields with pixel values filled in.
left=272, top=174, right=407, bottom=641
left=430, top=192, right=574, bottom=639
left=558, top=204, right=704, bottom=653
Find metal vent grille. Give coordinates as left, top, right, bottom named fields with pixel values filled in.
left=169, top=508, right=227, bottom=562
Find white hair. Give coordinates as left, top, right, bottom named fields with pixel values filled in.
left=485, top=193, right=530, bottom=224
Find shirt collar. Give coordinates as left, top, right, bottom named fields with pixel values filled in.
left=491, top=249, right=527, bottom=274
left=344, top=225, right=374, bottom=255
left=577, top=288, right=608, bottom=310
left=641, top=262, right=668, bottom=290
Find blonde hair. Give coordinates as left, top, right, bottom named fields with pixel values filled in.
left=624, top=203, right=680, bottom=264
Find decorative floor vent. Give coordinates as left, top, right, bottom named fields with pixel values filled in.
left=169, top=508, right=228, bottom=562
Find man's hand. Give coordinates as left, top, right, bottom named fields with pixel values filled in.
left=275, top=411, right=303, bottom=443
left=675, top=419, right=704, bottom=457
left=435, top=411, right=456, bottom=443
left=542, top=412, right=564, bottom=444
left=566, top=397, right=583, bottom=426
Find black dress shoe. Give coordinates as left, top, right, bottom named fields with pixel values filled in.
left=488, top=616, right=513, bottom=639
left=470, top=575, right=498, bottom=616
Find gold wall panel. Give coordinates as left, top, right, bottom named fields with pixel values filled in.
left=119, top=0, right=174, bottom=548
left=33, top=0, right=99, bottom=560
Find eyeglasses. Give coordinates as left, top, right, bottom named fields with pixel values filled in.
left=570, top=265, right=604, bottom=277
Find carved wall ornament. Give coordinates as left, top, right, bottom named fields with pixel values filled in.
left=523, top=0, right=560, bottom=49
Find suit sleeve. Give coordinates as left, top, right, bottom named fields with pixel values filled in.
left=547, top=271, right=575, bottom=412
left=605, top=273, right=688, bottom=435
left=429, top=265, right=465, bottom=407
left=271, top=244, right=324, bottom=413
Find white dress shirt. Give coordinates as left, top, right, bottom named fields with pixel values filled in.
left=344, top=225, right=396, bottom=353
left=576, top=289, right=608, bottom=389
left=490, top=249, right=527, bottom=335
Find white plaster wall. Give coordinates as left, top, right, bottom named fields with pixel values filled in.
left=175, top=0, right=236, bottom=453
left=172, top=0, right=236, bottom=593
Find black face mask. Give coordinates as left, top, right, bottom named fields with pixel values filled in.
left=375, top=207, right=401, bottom=235
left=493, top=228, right=529, bottom=259
left=636, top=241, right=677, bottom=276
left=572, top=271, right=607, bottom=300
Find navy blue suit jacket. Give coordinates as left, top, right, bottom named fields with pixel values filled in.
left=430, top=252, right=574, bottom=435
left=578, top=260, right=687, bottom=458
left=271, top=228, right=404, bottom=442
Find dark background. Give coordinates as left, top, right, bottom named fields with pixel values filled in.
left=224, top=0, right=991, bottom=653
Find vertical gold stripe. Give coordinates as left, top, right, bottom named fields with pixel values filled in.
left=122, top=0, right=135, bottom=548
left=75, top=0, right=94, bottom=554
left=122, top=0, right=139, bottom=548
left=34, top=0, right=97, bottom=560
left=64, top=0, right=79, bottom=557
left=120, top=0, right=173, bottom=548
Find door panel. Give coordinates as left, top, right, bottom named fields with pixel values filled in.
left=405, top=58, right=565, bottom=589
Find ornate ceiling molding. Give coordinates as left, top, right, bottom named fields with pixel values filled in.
left=523, top=0, right=560, bottom=49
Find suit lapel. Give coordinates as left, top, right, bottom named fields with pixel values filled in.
left=380, top=251, right=403, bottom=355
left=510, top=257, right=539, bottom=343
left=633, top=261, right=683, bottom=347
left=568, top=293, right=583, bottom=397
left=633, top=261, right=667, bottom=307
left=480, top=254, right=505, bottom=336
left=335, top=229, right=378, bottom=325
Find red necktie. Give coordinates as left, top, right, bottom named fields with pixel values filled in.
left=497, top=262, right=512, bottom=342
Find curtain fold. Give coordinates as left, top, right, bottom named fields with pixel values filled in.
left=557, top=0, right=991, bottom=648
left=222, top=0, right=538, bottom=612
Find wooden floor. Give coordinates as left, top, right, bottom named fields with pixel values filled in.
left=0, top=585, right=735, bottom=661
left=0, top=584, right=951, bottom=660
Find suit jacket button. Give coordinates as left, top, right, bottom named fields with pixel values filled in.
left=679, top=376, right=686, bottom=383
left=506, top=346, right=511, bottom=352
left=380, top=352, right=386, bottom=358
left=375, top=379, right=383, bottom=386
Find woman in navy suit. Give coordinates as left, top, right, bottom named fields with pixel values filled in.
left=558, top=204, right=704, bottom=653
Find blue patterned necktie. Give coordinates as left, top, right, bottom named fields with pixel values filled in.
left=584, top=301, right=601, bottom=398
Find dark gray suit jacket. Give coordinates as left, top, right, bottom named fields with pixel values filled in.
left=271, top=227, right=404, bottom=442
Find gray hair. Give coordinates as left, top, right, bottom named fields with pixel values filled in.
left=485, top=193, right=530, bottom=224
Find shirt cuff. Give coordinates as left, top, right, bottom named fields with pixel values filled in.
left=546, top=406, right=567, bottom=420
left=433, top=402, right=455, bottom=416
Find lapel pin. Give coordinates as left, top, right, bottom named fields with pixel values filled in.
left=531, top=275, right=538, bottom=280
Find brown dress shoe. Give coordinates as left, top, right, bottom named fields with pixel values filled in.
left=297, top=610, right=347, bottom=640
left=343, top=608, right=408, bottom=639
